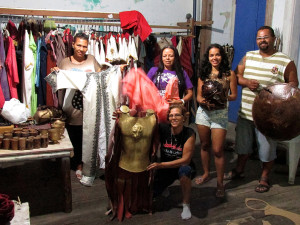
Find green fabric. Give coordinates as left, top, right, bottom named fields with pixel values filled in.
left=29, top=31, right=37, bottom=116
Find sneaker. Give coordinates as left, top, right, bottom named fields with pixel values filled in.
left=80, top=175, right=95, bottom=187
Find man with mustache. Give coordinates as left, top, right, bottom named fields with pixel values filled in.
left=224, top=26, right=298, bottom=193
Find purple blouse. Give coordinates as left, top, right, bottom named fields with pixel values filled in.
left=147, top=67, right=193, bottom=97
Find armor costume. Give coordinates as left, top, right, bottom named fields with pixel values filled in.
left=252, top=83, right=300, bottom=141
left=105, top=106, right=157, bottom=221
left=201, top=73, right=230, bottom=110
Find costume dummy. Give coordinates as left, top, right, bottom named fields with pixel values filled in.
left=45, top=66, right=122, bottom=179
left=105, top=106, right=157, bottom=221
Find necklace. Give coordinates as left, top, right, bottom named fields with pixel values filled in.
left=170, top=128, right=183, bottom=146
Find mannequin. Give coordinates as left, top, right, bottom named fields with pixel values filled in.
left=105, top=105, right=157, bottom=221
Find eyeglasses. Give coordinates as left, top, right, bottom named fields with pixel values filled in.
left=256, top=36, right=270, bottom=41
left=168, top=113, right=183, bottom=118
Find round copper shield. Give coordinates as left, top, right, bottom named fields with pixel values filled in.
left=252, top=83, right=300, bottom=141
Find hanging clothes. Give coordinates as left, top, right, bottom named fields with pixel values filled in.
left=53, top=34, right=65, bottom=66
left=119, top=10, right=152, bottom=42
left=45, top=66, right=122, bottom=176
left=29, top=31, right=37, bottom=116
left=0, top=30, right=10, bottom=101
left=37, top=37, right=48, bottom=106
left=179, top=37, right=193, bottom=78
left=6, top=20, right=18, bottom=45
left=4, top=35, right=19, bottom=99
left=22, top=30, right=34, bottom=109
left=46, top=34, right=58, bottom=107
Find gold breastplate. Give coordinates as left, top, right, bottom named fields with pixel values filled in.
left=118, top=108, right=156, bottom=173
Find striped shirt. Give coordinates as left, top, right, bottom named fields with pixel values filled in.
left=239, top=50, right=291, bottom=121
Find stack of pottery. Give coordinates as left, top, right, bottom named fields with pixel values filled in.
left=0, top=128, right=49, bottom=150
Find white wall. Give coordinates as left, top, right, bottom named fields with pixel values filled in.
left=210, top=0, right=235, bottom=45
left=272, top=0, right=300, bottom=84
left=0, top=0, right=193, bottom=31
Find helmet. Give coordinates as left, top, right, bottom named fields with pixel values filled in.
left=252, top=83, right=300, bottom=141
left=202, top=80, right=226, bottom=110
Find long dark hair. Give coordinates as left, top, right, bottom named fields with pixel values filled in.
left=155, top=45, right=186, bottom=98
left=199, top=43, right=231, bottom=81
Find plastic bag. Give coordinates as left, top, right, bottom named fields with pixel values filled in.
left=1, top=98, right=31, bottom=124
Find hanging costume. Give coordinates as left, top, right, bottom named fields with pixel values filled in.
left=22, top=30, right=34, bottom=110
left=45, top=66, right=122, bottom=178
left=0, top=29, right=10, bottom=101
left=105, top=106, right=157, bottom=221
left=122, top=68, right=170, bottom=122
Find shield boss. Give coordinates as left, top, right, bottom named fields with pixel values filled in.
left=252, top=83, right=300, bottom=141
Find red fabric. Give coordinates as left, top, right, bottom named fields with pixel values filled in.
left=0, top=85, right=5, bottom=108
left=6, top=20, right=18, bottom=41
left=171, top=36, right=177, bottom=47
left=122, top=68, right=169, bottom=122
left=164, top=77, right=180, bottom=101
left=119, top=10, right=152, bottom=42
left=4, top=36, right=19, bottom=99
left=180, top=37, right=193, bottom=78
left=0, top=194, right=14, bottom=224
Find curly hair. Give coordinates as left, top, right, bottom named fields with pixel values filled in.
left=155, top=45, right=186, bottom=98
left=199, top=43, right=231, bottom=81
left=167, top=104, right=187, bottom=121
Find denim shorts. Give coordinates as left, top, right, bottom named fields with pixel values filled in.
left=235, top=116, right=277, bottom=162
left=195, top=106, right=228, bottom=130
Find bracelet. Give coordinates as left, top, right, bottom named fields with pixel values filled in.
left=180, top=99, right=185, bottom=104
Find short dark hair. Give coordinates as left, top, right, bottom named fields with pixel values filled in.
left=167, top=104, right=187, bottom=121
left=73, top=33, right=89, bottom=42
left=257, top=26, right=275, bottom=37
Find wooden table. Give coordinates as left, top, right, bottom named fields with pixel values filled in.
left=0, top=131, right=73, bottom=216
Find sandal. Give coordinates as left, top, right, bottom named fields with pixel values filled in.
left=195, top=175, right=211, bottom=185
left=224, top=168, right=245, bottom=180
left=216, top=186, right=225, bottom=198
left=255, top=177, right=270, bottom=193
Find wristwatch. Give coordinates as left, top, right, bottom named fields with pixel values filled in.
left=180, top=99, right=185, bottom=104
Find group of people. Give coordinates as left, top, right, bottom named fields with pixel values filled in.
left=52, top=25, right=298, bottom=220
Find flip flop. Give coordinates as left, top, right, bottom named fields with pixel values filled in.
left=255, top=177, right=270, bottom=193
left=216, top=186, right=225, bottom=198
left=195, top=176, right=211, bottom=185
left=224, top=168, right=245, bottom=180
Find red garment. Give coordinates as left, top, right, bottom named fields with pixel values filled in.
left=180, top=38, right=193, bottom=78
left=164, top=77, right=180, bottom=101
left=122, top=68, right=169, bottom=122
left=6, top=20, right=18, bottom=41
left=0, top=85, right=5, bottom=108
left=4, top=36, right=19, bottom=99
left=171, top=36, right=177, bottom=48
left=119, top=10, right=152, bottom=42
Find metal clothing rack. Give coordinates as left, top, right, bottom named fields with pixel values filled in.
left=0, top=7, right=213, bottom=35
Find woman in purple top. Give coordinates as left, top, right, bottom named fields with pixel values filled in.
left=147, top=45, right=193, bottom=105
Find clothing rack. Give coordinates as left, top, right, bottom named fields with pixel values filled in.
left=0, top=7, right=213, bottom=34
